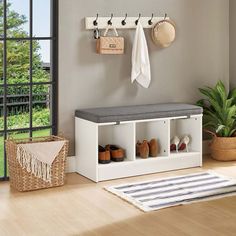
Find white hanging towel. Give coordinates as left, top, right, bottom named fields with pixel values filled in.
left=17, top=141, right=66, bottom=183
left=131, top=22, right=151, bottom=88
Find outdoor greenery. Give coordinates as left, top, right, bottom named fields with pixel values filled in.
left=0, top=1, right=50, bottom=116
left=0, top=108, right=50, bottom=129
left=0, top=1, right=50, bottom=86
left=0, top=1, right=51, bottom=176
left=197, top=81, right=236, bottom=137
left=0, top=1, right=50, bottom=117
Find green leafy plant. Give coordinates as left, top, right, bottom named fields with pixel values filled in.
left=197, top=80, right=236, bottom=137
left=0, top=1, right=50, bottom=86
left=0, top=108, right=50, bottom=130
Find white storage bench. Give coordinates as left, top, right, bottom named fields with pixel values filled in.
left=75, top=103, right=203, bottom=182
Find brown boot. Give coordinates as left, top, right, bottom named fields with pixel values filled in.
left=136, top=141, right=141, bottom=156
left=105, top=145, right=125, bottom=162
left=148, top=139, right=159, bottom=157
left=136, top=140, right=149, bottom=159
left=98, top=145, right=111, bottom=164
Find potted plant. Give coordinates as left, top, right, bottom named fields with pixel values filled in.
left=197, top=80, right=236, bottom=161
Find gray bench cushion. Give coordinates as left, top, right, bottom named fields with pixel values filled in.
left=75, top=103, right=203, bottom=123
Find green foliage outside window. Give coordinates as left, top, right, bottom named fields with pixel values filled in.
left=0, top=1, right=50, bottom=92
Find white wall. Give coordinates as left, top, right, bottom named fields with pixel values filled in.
left=59, top=0, right=229, bottom=154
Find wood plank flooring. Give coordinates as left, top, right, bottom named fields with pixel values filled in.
left=1, top=155, right=236, bottom=236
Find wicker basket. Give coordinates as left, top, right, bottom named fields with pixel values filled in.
left=5, top=135, right=69, bottom=192
left=205, top=130, right=236, bottom=161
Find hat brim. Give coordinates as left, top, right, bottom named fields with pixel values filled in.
left=152, top=19, right=176, bottom=48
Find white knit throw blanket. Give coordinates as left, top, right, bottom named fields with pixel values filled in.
left=17, top=141, right=66, bottom=183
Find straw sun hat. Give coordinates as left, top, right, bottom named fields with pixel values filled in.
left=151, top=19, right=176, bottom=48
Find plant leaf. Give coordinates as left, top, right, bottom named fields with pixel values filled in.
left=216, top=125, right=225, bottom=134
left=197, top=81, right=236, bottom=137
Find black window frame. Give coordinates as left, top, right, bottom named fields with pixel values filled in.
left=0, top=0, right=58, bottom=181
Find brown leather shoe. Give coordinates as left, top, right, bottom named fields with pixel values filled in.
left=98, top=145, right=111, bottom=164
left=136, top=140, right=149, bottom=159
left=148, top=139, right=159, bottom=157
left=105, top=145, right=125, bottom=162
left=136, top=141, right=141, bottom=156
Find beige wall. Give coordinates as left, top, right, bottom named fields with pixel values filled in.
left=230, top=0, right=236, bottom=88
left=59, top=0, right=229, bottom=154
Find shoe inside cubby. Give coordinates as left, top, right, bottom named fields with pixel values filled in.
left=98, top=123, right=135, bottom=163
left=136, top=120, right=169, bottom=158
left=170, top=117, right=201, bottom=154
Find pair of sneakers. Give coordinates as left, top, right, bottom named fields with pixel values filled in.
left=170, top=135, right=190, bottom=152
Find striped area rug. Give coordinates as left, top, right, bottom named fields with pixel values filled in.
left=105, top=171, right=236, bottom=212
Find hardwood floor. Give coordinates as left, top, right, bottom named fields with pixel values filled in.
left=1, top=155, right=236, bottom=236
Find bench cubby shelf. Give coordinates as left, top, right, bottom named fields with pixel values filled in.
left=75, top=104, right=202, bottom=182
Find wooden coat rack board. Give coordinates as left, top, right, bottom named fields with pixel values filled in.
left=85, top=14, right=170, bottom=30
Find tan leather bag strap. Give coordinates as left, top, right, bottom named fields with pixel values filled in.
left=103, top=25, right=119, bottom=37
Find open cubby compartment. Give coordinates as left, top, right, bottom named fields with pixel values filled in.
left=170, top=116, right=202, bottom=155
left=135, top=119, right=169, bottom=158
left=98, top=122, right=135, bottom=162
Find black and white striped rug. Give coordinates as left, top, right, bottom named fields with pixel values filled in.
left=105, top=171, right=236, bottom=212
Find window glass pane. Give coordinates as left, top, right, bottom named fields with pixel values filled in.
left=33, top=84, right=51, bottom=127
left=0, top=1, right=3, bottom=37
left=33, top=40, right=51, bottom=82
left=0, top=40, right=3, bottom=85
left=0, top=85, right=4, bottom=131
left=7, top=40, right=30, bottom=84
left=7, top=85, right=30, bottom=130
left=7, top=0, right=29, bottom=37
left=7, top=105, right=30, bottom=130
left=33, top=0, right=51, bottom=37
left=8, top=130, right=29, bottom=140
left=0, top=1, right=55, bottom=179
left=0, top=132, right=4, bottom=177
left=0, top=41, right=3, bottom=131
left=33, top=128, right=50, bottom=137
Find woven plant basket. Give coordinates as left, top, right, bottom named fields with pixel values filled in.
left=205, top=130, right=236, bottom=161
left=5, top=135, right=69, bottom=192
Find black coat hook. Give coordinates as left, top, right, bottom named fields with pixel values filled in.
left=148, top=13, right=154, bottom=25
left=93, top=14, right=98, bottom=26
left=135, top=13, right=141, bottom=25
left=93, top=28, right=100, bottom=39
left=121, top=13, right=128, bottom=26
left=107, top=13, right=113, bottom=25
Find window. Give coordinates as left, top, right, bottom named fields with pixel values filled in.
left=0, top=0, right=58, bottom=180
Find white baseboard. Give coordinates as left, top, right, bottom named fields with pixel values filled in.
left=66, top=140, right=211, bottom=173
left=66, top=156, right=76, bottom=173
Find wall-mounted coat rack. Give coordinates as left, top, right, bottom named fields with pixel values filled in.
left=85, top=14, right=170, bottom=30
